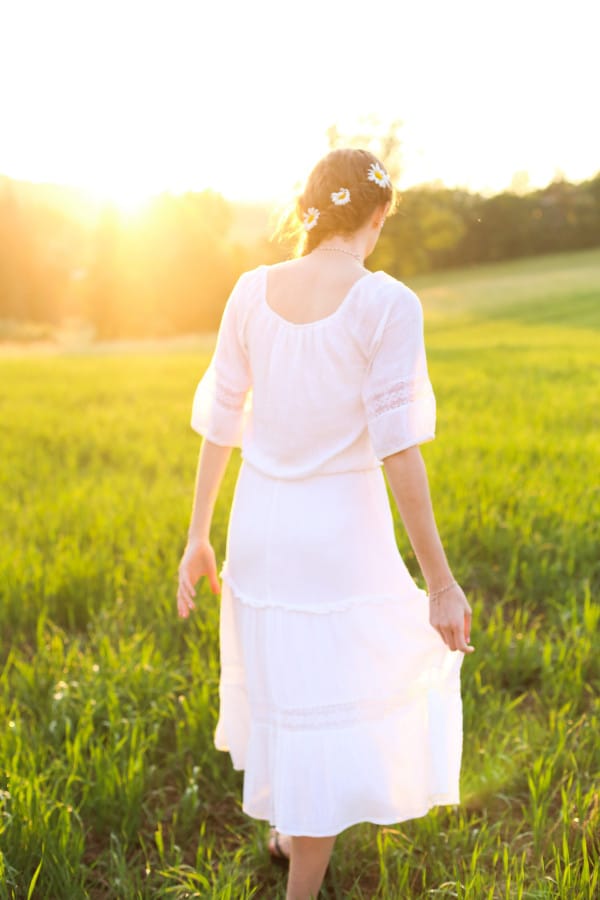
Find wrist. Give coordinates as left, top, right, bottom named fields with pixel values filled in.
left=428, top=578, right=458, bottom=601
left=425, top=570, right=455, bottom=594
left=187, top=532, right=211, bottom=547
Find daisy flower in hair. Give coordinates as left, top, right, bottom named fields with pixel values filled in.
left=367, top=162, right=391, bottom=189
left=331, top=187, right=351, bottom=206
left=303, top=207, right=320, bottom=231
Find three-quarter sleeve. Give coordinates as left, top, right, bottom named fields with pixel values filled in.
left=191, top=274, right=252, bottom=447
left=361, top=286, right=436, bottom=460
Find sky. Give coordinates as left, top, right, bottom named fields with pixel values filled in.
left=0, top=0, right=598, bottom=209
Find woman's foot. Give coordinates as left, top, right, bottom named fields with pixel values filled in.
left=268, top=827, right=291, bottom=865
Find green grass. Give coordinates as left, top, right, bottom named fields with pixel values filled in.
left=1, top=247, right=599, bottom=898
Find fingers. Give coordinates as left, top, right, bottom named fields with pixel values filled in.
left=430, top=616, right=475, bottom=654
left=438, top=624, right=455, bottom=651
left=176, top=549, right=221, bottom=617
left=461, top=606, right=474, bottom=653
left=177, top=585, right=195, bottom=618
left=177, top=570, right=196, bottom=618
left=464, top=609, right=472, bottom=644
left=429, top=611, right=456, bottom=651
left=453, top=623, right=475, bottom=654
left=177, top=593, right=195, bottom=618
left=438, top=625, right=475, bottom=654
left=179, top=572, right=196, bottom=603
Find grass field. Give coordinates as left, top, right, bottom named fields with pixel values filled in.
left=1, top=248, right=599, bottom=898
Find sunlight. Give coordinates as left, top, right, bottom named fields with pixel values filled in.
left=81, top=177, right=160, bottom=215
left=0, top=0, right=597, bottom=203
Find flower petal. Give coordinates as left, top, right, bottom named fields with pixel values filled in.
left=303, top=207, right=320, bottom=231
left=367, top=162, right=391, bottom=188
left=331, top=187, right=351, bottom=206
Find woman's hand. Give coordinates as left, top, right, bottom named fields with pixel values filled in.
left=428, top=582, right=474, bottom=654
left=177, top=538, right=220, bottom=618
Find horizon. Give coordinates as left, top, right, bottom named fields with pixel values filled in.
left=2, top=163, right=597, bottom=216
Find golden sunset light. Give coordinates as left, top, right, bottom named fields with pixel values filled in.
left=2, top=1, right=600, bottom=894
left=1, top=0, right=597, bottom=208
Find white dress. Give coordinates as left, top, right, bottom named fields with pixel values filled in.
left=191, top=264, right=463, bottom=837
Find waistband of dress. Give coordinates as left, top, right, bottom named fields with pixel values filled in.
left=239, top=456, right=382, bottom=483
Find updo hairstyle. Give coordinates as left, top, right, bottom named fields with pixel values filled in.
left=297, top=148, right=395, bottom=256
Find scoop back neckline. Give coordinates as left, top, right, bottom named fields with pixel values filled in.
left=260, top=264, right=380, bottom=328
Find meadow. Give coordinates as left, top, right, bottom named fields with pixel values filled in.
left=0, top=248, right=599, bottom=898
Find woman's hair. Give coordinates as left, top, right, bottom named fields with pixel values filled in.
left=274, top=148, right=396, bottom=257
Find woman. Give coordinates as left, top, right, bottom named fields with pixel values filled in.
left=177, top=148, right=474, bottom=900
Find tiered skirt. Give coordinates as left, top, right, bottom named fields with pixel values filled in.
left=214, top=460, right=463, bottom=837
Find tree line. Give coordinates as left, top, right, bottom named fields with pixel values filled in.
left=0, top=170, right=599, bottom=338
left=376, top=172, right=600, bottom=279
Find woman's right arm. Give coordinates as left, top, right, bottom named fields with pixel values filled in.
left=383, top=445, right=474, bottom=654
left=180, top=272, right=253, bottom=618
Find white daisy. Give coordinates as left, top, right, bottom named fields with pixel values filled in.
left=303, top=207, right=320, bottom=231
left=331, top=187, right=351, bottom=206
left=367, top=162, right=391, bottom=189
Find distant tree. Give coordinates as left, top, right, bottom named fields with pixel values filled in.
left=0, top=179, right=23, bottom=318
left=372, top=185, right=467, bottom=277
left=0, top=177, right=75, bottom=324
left=84, top=206, right=123, bottom=338
left=79, top=190, right=241, bottom=337
left=143, top=191, right=236, bottom=333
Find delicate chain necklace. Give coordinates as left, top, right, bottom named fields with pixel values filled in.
left=313, top=246, right=363, bottom=263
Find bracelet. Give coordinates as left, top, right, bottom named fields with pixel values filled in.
left=428, top=580, right=457, bottom=601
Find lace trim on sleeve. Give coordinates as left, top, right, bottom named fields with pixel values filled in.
left=366, top=375, right=432, bottom=419
left=215, top=381, right=247, bottom=412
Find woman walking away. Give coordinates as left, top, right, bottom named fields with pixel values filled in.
left=177, top=148, right=474, bottom=900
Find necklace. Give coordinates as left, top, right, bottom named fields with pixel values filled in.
left=313, top=246, right=363, bottom=263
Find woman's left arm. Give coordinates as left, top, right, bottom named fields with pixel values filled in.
left=177, top=438, right=233, bottom=618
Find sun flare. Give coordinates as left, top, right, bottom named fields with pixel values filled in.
left=79, top=174, right=167, bottom=215
left=0, top=0, right=597, bottom=205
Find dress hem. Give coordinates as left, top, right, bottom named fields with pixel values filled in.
left=241, top=798, right=461, bottom=838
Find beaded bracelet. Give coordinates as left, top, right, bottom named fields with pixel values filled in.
left=428, top=580, right=457, bottom=601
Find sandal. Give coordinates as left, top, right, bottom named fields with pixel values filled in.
left=267, top=827, right=290, bottom=867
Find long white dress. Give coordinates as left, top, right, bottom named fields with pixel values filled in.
left=191, top=264, right=463, bottom=837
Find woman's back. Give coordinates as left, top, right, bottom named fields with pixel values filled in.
left=191, top=263, right=436, bottom=479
